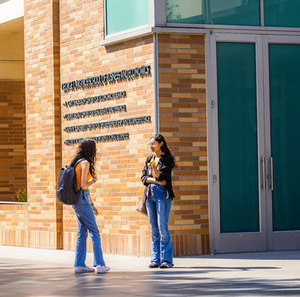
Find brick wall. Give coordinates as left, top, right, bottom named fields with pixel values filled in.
left=0, top=0, right=62, bottom=248
left=24, top=0, right=62, bottom=248
left=158, top=34, right=209, bottom=255
left=60, top=0, right=155, bottom=256
left=0, top=1, right=210, bottom=256
left=0, top=81, right=26, bottom=202
left=0, top=80, right=28, bottom=244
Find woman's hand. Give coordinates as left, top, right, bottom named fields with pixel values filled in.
left=148, top=158, right=161, bottom=179
left=147, top=160, right=156, bottom=169
left=92, top=174, right=98, bottom=183
left=92, top=204, right=98, bottom=216
left=156, top=180, right=167, bottom=186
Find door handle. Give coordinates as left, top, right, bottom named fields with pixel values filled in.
left=261, top=157, right=266, bottom=190
left=269, top=157, right=274, bottom=191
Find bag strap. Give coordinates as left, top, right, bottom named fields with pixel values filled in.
left=74, top=158, right=85, bottom=170
left=73, top=158, right=85, bottom=192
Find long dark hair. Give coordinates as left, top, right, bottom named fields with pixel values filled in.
left=70, top=139, right=96, bottom=176
left=150, top=134, right=175, bottom=168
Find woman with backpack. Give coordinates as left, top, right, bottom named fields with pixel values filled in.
left=141, top=134, right=175, bottom=268
left=70, top=139, right=110, bottom=273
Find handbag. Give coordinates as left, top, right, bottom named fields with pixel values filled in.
left=136, top=198, right=147, bottom=216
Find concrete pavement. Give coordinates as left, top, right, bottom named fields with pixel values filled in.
left=1, top=246, right=300, bottom=296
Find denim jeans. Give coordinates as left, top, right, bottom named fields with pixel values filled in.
left=72, top=189, right=105, bottom=267
left=146, top=184, right=173, bottom=266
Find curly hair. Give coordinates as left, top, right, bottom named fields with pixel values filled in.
left=70, top=139, right=96, bottom=176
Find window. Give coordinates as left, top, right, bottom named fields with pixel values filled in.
left=264, top=0, right=300, bottom=27
left=166, top=0, right=260, bottom=26
left=105, top=0, right=149, bottom=35
left=0, top=17, right=27, bottom=203
left=217, top=42, right=259, bottom=233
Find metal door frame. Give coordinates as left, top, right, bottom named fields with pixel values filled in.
left=207, top=33, right=267, bottom=254
left=263, top=35, right=300, bottom=251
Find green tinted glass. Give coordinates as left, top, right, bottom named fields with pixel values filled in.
left=217, top=42, right=259, bottom=233
left=270, top=44, right=300, bottom=231
left=264, top=0, right=300, bottom=27
left=167, top=0, right=260, bottom=26
left=106, top=0, right=149, bottom=35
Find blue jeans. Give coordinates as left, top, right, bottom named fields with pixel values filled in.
left=146, top=184, right=173, bottom=266
left=72, top=189, right=105, bottom=267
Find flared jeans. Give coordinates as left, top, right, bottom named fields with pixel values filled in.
left=72, top=189, right=105, bottom=267
left=146, top=184, right=173, bottom=266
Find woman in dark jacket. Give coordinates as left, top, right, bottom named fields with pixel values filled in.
left=141, top=134, right=175, bottom=268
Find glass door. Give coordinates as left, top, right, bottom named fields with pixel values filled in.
left=264, top=36, right=300, bottom=251
left=209, top=34, right=267, bottom=253
left=209, top=34, right=300, bottom=253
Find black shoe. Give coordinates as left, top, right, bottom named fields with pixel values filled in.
left=159, top=263, right=172, bottom=269
left=148, top=262, right=159, bottom=268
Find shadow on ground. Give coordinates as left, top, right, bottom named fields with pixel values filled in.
left=1, top=258, right=300, bottom=297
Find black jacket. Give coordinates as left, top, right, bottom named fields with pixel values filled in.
left=141, top=154, right=175, bottom=201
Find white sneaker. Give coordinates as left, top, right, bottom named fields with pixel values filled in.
left=74, top=266, right=95, bottom=273
left=96, top=265, right=110, bottom=273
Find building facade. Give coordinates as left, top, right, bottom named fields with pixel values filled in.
left=0, top=0, right=300, bottom=256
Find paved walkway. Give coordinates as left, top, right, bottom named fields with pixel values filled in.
left=1, top=246, right=300, bottom=296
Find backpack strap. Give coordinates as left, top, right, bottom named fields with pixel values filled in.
left=73, top=158, right=85, bottom=169
left=73, top=158, right=85, bottom=193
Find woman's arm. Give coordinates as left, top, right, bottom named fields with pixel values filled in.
left=146, top=158, right=166, bottom=185
left=81, top=160, right=99, bottom=215
left=141, top=157, right=166, bottom=185
left=154, top=155, right=173, bottom=182
left=148, top=163, right=160, bottom=179
left=81, top=160, right=96, bottom=189
left=141, top=158, right=150, bottom=185
left=145, top=177, right=166, bottom=185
